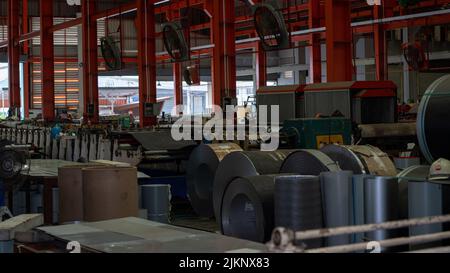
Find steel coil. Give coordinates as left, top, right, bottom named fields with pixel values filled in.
left=186, top=143, right=242, bottom=217
left=221, top=175, right=284, bottom=243
left=213, top=150, right=294, bottom=224
left=364, top=176, right=400, bottom=252
left=274, top=175, right=324, bottom=249
left=280, top=149, right=340, bottom=175
left=321, top=144, right=366, bottom=174
left=417, top=74, right=450, bottom=163
left=320, top=171, right=353, bottom=246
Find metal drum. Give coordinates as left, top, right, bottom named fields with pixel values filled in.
left=213, top=150, right=294, bottom=224
left=186, top=143, right=242, bottom=218
left=417, top=74, right=450, bottom=163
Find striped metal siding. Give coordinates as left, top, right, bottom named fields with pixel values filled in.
left=31, top=62, right=80, bottom=110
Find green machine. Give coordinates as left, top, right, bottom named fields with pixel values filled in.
left=282, top=118, right=352, bottom=149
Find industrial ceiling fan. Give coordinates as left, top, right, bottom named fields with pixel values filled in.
left=253, top=1, right=290, bottom=51
left=162, top=21, right=190, bottom=62
left=100, top=36, right=122, bottom=71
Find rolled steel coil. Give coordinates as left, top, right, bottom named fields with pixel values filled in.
left=364, top=176, right=400, bottom=252
left=213, top=150, right=294, bottom=224
left=322, top=145, right=397, bottom=176
left=186, top=143, right=242, bottom=217
left=320, top=171, right=354, bottom=246
left=221, top=175, right=284, bottom=243
left=274, top=175, right=324, bottom=249
left=321, top=144, right=367, bottom=174
left=280, top=149, right=341, bottom=175
left=397, top=165, right=430, bottom=220
left=417, top=74, right=450, bottom=163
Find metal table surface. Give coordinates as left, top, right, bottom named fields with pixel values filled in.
left=38, top=217, right=268, bottom=253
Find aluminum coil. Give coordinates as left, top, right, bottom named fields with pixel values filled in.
left=221, top=175, right=283, bottom=243
left=186, top=143, right=242, bottom=218
left=320, top=171, right=353, bottom=246
left=364, top=176, right=400, bottom=252
left=321, top=144, right=367, bottom=174
left=280, top=149, right=341, bottom=175
left=274, top=175, right=323, bottom=249
left=213, top=150, right=294, bottom=224
left=397, top=165, right=430, bottom=220
left=417, top=74, right=450, bottom=163
left=352, top=174, right=375, bottom=247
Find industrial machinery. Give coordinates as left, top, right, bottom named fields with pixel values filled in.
left=256, top=81, right=397, bottom=125
left=281, top=118, right=352, bottom=149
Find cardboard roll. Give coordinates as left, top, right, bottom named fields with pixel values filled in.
left=321, top=144, right=367, bottom=174
left=186, top=143, right=242, bottom=218
left=322, top=145, right=397, bottom=176
left=83, top=167, right=139, bottom=222
left=417, top=74, right=450, bottom=163
left=280, top=149, right=340, bottom=175
left=221, top=175, right=283, bottom=243
left=213, top=150, right=295, bottom=224
left=274, top=175, right=323, bottom=249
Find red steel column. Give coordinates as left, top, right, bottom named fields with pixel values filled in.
left=308, top=0, right=322, bottom=83
left=82, top=0, right=99, bottom=123
left=40, top=0, right=55, bottom=121
left=256, top=42, right=266, bottom=89
left=137, top=0, right=157, bottom=127
left=7, top=0, right=21, bottom=114
left=211, top=0, right=236, bottom=107
left=23, top=0, right=30, bottom=118
left=325, top=0, right=353, bottom=82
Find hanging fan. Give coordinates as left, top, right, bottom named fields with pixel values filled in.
left=183, top=65, right=200, bottom=86
left=162, top=22, right=189, bottom=62
left=402, top=42, right=429, bottom=71
left=253, top=2, right=290, bottom=51
left=100, top=36, right=122, bottom=71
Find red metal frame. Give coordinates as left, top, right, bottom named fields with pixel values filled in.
left=325, top=0, right=353, bottom=82
left=256, top=41, right=267, bottom=90
left=82, top=0, right=100, bottom=123
left=41, top=0, right=55, bottom=122
left=7, top=0, right=21, bottom=113
left=209, top=0, right=236, bottom=107
left=2, top=0, right=450, bottom=123
left=137, top=0, right=157, bottom=127
left=23, top=0, right=30, bottom=118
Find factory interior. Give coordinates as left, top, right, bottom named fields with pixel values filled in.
left=0, top=0, right=450, bottom=255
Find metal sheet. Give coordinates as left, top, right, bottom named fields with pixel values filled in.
left=280, top=149, right=341, bottom=175
left=128, top=131, right=197, bottom=151
left=351, top=174, right=375, bottom=246
left=417, top=74, right=450, bottom=163
left=221, top=175, right=283, bottom=243
left=38, top=217, right=267, bottom=253
left=320, top=171, right=353, bottom=246
left=186, top=143, right=242, bottom=218
left=274, top=175, right=323, bottom=249
left=213, top=150, right=294, bottom=224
